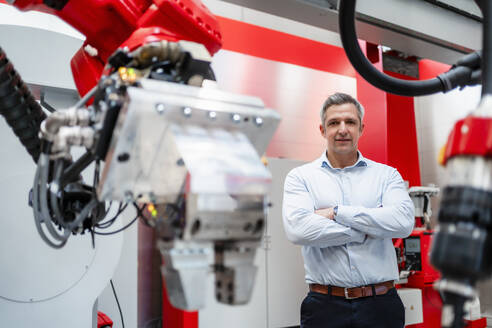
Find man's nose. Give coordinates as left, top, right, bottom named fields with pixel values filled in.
left=338, top=122, right=348, bottom=133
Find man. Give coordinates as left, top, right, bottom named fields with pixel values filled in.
left=282, top=93, right=414, bottom=328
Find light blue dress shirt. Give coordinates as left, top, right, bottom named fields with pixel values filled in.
left=282, top=151, right=415, bottom=287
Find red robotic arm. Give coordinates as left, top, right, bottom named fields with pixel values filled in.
left=9, top=0, right=222, bottom=95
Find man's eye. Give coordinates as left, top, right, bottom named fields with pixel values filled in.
left=328, top=121, right=338, bottom=126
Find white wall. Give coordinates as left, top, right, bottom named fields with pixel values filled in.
left=413, top=86, right=481, bottom=221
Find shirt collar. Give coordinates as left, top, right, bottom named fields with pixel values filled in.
left=319, top=150, right=368, bottom=170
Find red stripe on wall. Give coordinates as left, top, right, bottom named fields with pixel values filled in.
left=216, top=16, right=356, bottom=78
left=355, top=42, right=388, bottom=164
left=419, top=59, right=450, bottom=80
left=385, top=70, right=421, bottom=186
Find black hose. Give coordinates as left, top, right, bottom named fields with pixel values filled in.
left=338, top=0, right=480, bottom=97
left=0, top=47, right=46, bottom=162
left=481, top=0, right=492, bottom=96
left=339, top=0, right=444, bottom=96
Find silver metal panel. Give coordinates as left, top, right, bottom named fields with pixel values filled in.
left=184, top=194, right=265, bottom=241
left=214, top=241, right=260, bottom=305
left=137, top=79, right=280, bottom=156
left=98, top=79, right=280, bottom=203
left=198, top=158, right=308, bottom=328
left=159, top=241, right=213, bottom=310
left=220, top=0, right=482, bottom=64
left=172, top=126, right=271, bottom=196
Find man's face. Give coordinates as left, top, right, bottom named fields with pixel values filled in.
left=319, top=103, right=364, bottom=155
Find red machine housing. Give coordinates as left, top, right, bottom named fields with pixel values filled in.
left=396, top=229, right=442, bottom=328
left=442, top=116, right=492, bottom=164
left=97, top=311, right=113, bottom=328
left=397, top=229, right=486, bottom=328
left=405, top=229, right=441, bottom=287
left=10, top=0, right=222, bottom=96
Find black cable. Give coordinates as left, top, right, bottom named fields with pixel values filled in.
left=93, top=214, right=138, bottom=235
left=0, top=47, right=46, bottom=162
left=134, top=202, right=153, bottom=227
left=110, top=279, right=125, bottom=328
left=481, top=0, right=492, bottom=96
left=338, top=0, right=479, bottom=97
left=96, top=203, right=129, bottom=229
left=339, top=0, right=444, bottom=96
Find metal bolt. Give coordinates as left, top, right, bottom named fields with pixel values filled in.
left=255, top=117, right=263, bottom=126
left=473, top=229, right=481, bottom=239
left=208, top=111, right=217, bottom=120
left=155, top=103, right=166, bottom=114
left=231, top=113, right=241, bottom=123
left=183, top=107, right=192, bottom=117
left=124, top=190, right=133, bottom=202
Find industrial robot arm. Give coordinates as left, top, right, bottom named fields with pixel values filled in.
left=7, top=0, right=222, bottom=95
left=1, top=0, right=281, bottom=310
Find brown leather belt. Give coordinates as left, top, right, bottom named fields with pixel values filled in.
left=309, top=281, right=394, bottom=299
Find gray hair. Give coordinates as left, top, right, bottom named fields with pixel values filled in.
left=320, top=93, right=365, bottom=126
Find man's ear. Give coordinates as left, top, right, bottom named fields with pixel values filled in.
left=319, top=124, right=325, bottom=137
left=360, top=123, right=365, bottom=134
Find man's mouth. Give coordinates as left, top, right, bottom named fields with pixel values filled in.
left=335, top=139, right=351, bottom=142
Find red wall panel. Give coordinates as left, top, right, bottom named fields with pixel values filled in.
left=355, top=42, right=388, bottom=164
left=385, top=70, right=421, bottom=186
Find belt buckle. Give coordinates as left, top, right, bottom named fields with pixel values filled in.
left=344, top=287, right=356, bottom=299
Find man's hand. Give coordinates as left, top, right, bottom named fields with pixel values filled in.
left=315, top=207, right=335, bottom=220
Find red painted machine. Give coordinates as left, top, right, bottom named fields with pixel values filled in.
left=395, top=187, right=487, bottom=328
left=97, top=311, right=114, bottom=328
left=8, top=0, right=222, bottom=97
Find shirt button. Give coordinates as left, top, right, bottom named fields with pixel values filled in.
left=351, top=266, right=355, bottom=270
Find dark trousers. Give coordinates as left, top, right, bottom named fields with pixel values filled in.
left=300, top=287, right=405, bottom=328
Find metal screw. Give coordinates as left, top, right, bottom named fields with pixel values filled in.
left=155, top=103, right=166, bottom=114
left=231, top=113, right=241, bottom=123
left=473, top=229, right=481, bottom=239
left=208, top=111, right=217, bottom=120
left=149, top=192, right=157, bottom=204
left=124, top=190, right=133, bottom=202
left=255, top=117, right=263, bottom=126
left=183, top=107, right=192, bottom=117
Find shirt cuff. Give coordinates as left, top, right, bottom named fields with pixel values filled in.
left=335, top=205, right=359, bottom=227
